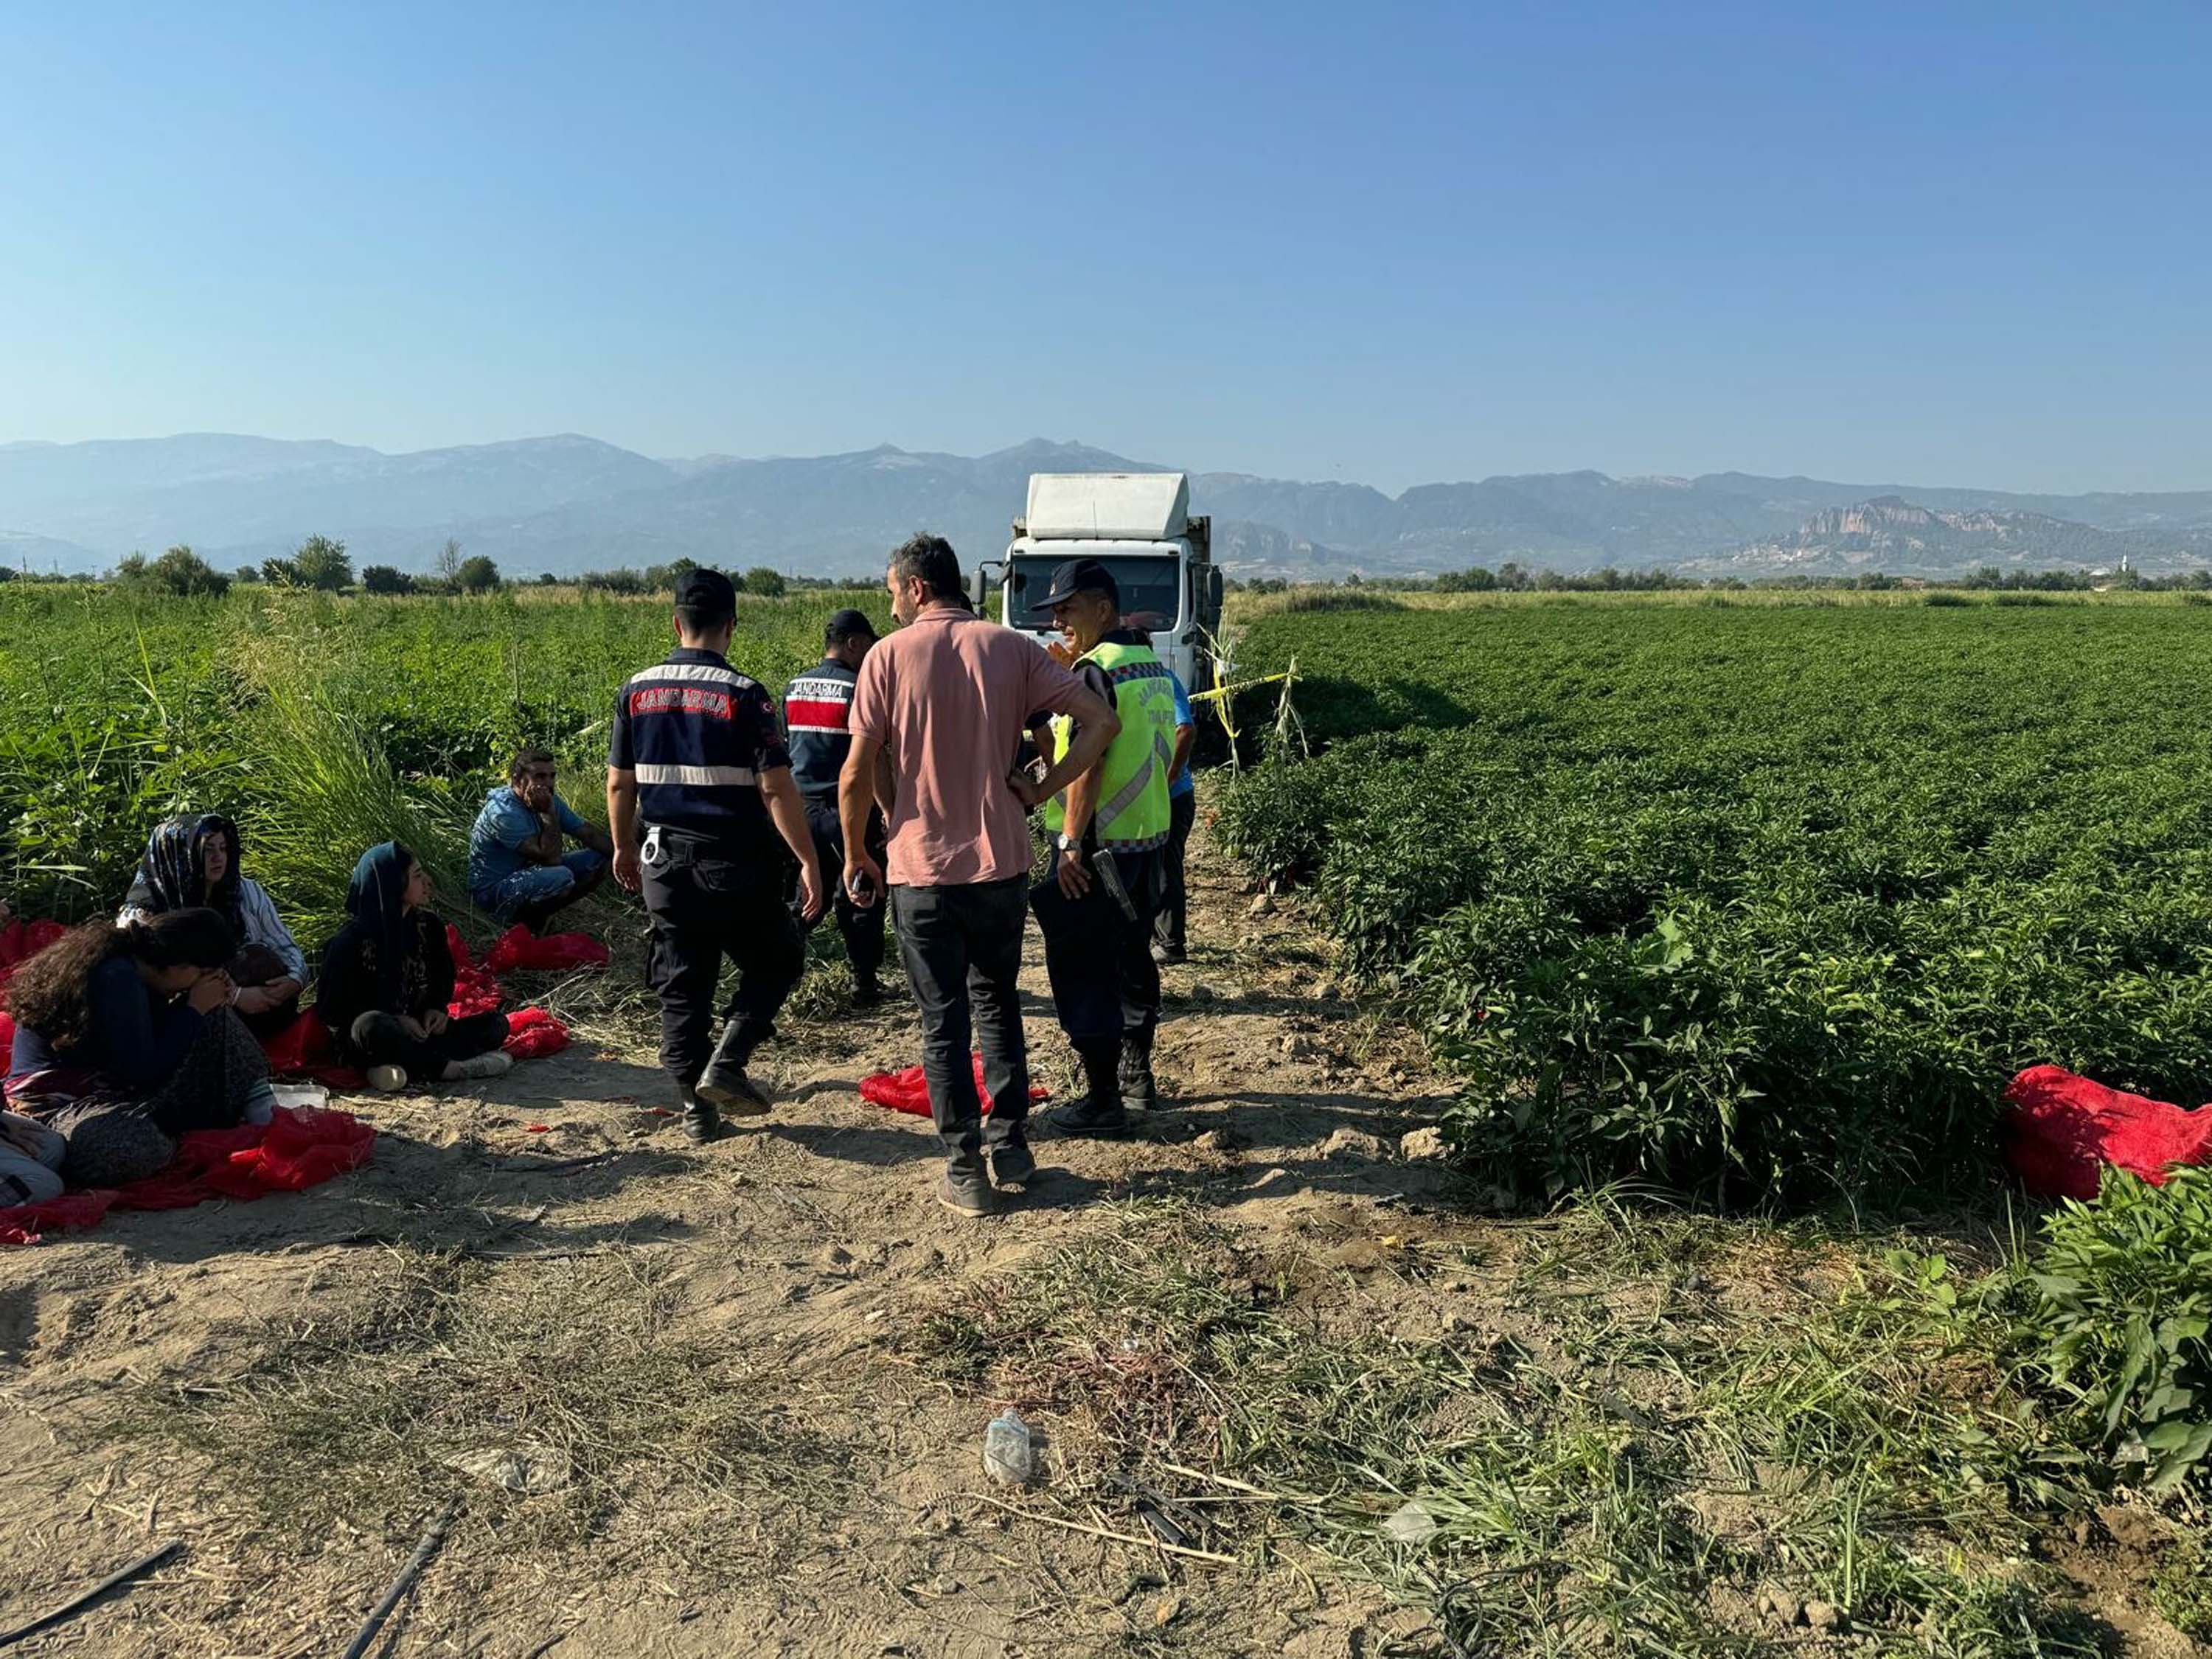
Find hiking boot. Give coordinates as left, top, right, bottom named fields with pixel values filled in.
left=1152, top=939, right=1184, bottom=966
left=1119, top=1034, right=1159, bottom=1113
left=938, top=1164, right=995, bottom=1218
left=988, top=1139, right=1037, bottom=1192
left=851, top=975, right=886, bottom=1010
left=1046, top=1096, right=1135, bottom=1138
left=697, top=1065, right=772, bottom=1117
left=1046, top=1043, right=1134, bottom=1138
left=679, top=1092, right=727, bottom=1144
left=366, top=1063, right=408, bottom=1093
left=439, top=1050, right=514, bottom=1083
left=698, top=1024, right=773, bottom=1116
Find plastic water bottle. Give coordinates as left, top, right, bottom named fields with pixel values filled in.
left=982, top=1410, right=1036, bottom=1485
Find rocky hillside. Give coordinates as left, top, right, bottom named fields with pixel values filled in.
left=1678, top=495, right=2212, bottom=579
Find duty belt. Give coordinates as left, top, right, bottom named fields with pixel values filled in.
left=640, top=822, right=751, bottom=868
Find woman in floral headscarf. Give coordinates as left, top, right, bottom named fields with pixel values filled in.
left=120, top=814, right=306, bottom=1035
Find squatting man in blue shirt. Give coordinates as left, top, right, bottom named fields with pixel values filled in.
left=467, top=749, right=616, bottom=934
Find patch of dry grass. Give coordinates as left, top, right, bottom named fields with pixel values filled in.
left=900, top=1197, right=2113, bottom=1658
left=108, top=1248, right=866, bottom=1584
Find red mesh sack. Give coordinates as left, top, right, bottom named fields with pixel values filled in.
left=112, top=1167, right=232, bottom=1209
left=260, top=1009, right=334, bottom=1075
left=445, top=924, right=506, bottom=1018
left=228, top=1107, right=377, bottom=1190
left=859, top=1064, right=936, bottom=1116
left=114, top=1107, right=375, bottom=1211
left=6, top=1107, right=378, bottom=1244
left=114, top=1121, right=265, bottom=1208
left=262, top=1009, right=362, bottom=1088
left=0, top=1189, right=116, bottom=1246
left=0, top=920, right=67, bottom=1029
left=2003, top=1065, right=2212, bottom=1200
left=0, top=919, right=66, bottom=973
left=859, top=1054, right=1048, bottom=1119
left=489, top=926, right=609, bottom=974
left=502, top=1007, right=571, bottom=1060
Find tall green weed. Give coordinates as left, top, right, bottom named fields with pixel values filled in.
left=2009, top=1166, right=2212, bottom=1494
left=0, top=584, right=883, bottom=935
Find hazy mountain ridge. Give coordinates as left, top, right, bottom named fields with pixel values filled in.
left=2, top=432, right=2208, bottom=578
left=1677, top=494, right=2212, bottom=578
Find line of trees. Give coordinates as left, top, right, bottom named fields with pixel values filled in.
left=84, top=538, right=855, bottom=599
left=570, top=561, right=799, bottom=597
left=49, top=543, right=2212, bottom=602
left=106, top=535, right=507, bottom=598
left=109, top=535, right=364, bottom=598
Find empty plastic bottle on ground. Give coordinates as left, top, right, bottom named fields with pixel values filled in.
left=982, top=1410, right=1035, bottom=1485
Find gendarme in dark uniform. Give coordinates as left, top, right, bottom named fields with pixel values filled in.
left=607, top=569, right=822, bottom=1141
left=783, top=608, right=888, bottom=1004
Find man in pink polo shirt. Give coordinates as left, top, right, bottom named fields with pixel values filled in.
left=841, top=532, right=1119, bottom=1217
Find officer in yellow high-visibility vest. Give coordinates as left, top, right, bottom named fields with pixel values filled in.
left=1026, top=558, right=1182, bottom=1136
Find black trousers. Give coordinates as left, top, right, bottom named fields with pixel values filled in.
left=888, top=876, right=1031, bottom=1165
left=1032, top=846, right=1164, bottom=1049
left=1155, top=791, right=1196, bottom=953
left=641, top=833, right=805, bottom=1091
left=800, top=796, right=886, bottom=984
left=348, top=1010, right=510, bottom=1078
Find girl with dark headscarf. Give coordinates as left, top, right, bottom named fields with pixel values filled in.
left=318, top=844, right=510, bottom=1091
left=121, top=814, right=307, bottom=1034
left=5, top=908, right=281, bottom=1186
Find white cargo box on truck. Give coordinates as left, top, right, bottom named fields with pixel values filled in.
left=1023, top=473, right=1189, bottom=542
left=974, top=470, right=1225, bottom=695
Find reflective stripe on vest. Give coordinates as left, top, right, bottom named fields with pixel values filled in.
left=1046, top=640, right=1178, bottom=849
left=633, top=762, right=757, bottom=787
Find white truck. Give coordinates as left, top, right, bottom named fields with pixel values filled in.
left=971, top=472, right=1225, bottom=694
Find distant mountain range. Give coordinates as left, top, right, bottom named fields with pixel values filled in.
left=1676, top=495, right=2212, bottom=579
left=3, top=433, right=2209, bottom=580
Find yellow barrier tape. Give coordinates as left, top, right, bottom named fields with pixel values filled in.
left=1189, top=671, right=1293, bottom=706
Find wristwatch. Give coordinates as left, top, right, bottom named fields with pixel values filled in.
left=1054, top=833, right=1082, bottom=855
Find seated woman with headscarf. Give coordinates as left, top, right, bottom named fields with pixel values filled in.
left=4, top=908, right=281, bottom=1187
left=120, top=815, right=307, bottom=1037
left=319, top=844, right=512, bottom=1092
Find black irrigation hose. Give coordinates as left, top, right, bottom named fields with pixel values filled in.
left=0, top=1540, right=183, bottom=1650
left=341, top=1497, right=462, bottom=1659
left=1435, top=1561, right=1571, bottom=1659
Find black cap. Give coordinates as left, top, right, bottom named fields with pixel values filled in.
left=824, top=607, right=877, bottom=645
left=673, top=568, right=737, bottom=615
left=1027, top=557, right=1120, bottom=617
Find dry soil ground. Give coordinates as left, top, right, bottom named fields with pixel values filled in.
left=1, top=829, right=2199, bottom=1658
left=0, top=829, right=1475, bottom=1659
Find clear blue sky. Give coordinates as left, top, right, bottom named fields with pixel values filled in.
left=2, top=1, right=2205, bottom=493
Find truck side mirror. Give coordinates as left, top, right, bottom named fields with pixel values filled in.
left=1205, top=568, right=1225, bottom=614
left=970, top=560, right=1005, bottom=615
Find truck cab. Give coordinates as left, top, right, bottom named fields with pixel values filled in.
left=971, top=472, right=1225, bottom=694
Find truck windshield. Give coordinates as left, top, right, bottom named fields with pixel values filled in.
left=1006, top=557, right=1181, bottom=633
